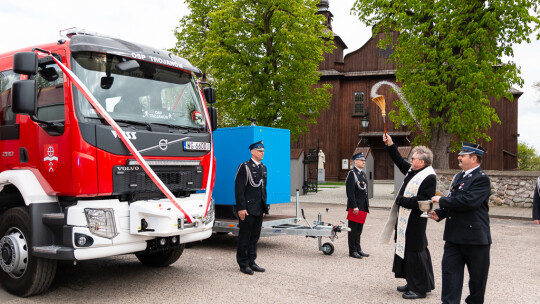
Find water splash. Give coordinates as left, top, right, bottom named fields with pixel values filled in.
left=371, top=81, right=424, bottom=132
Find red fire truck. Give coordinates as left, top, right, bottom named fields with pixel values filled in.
left=0, top=29, right=217, bottom=297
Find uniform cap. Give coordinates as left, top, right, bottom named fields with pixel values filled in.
left=458, top=142, right=486, bottom=156
left=249, top=140, right=265, bottom=151
left=352, top=151, right=366, bottom=160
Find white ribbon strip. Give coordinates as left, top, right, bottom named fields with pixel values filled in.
left=197, top=85, right=214, bottom=217
left=47, top=51, right=196, bottom=223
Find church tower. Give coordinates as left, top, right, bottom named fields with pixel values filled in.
left=316, top=0, right=333, bottom=30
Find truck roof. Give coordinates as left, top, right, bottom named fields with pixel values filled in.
left=0, top=31, right=201, bottom=77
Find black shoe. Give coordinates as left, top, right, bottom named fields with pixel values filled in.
left=397, top=285, right=409, bottom=292
left=349, top=252, right=363, bottom=259
left=402, top=290, right=426, bottom=299
left=240, top=266, right=254, bottom=275
left=249, top=264, right=265, bottom=272
left=358, top=250, right=370, bottom=257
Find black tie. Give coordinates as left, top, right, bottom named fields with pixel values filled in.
left=455, top=171, right=465, bottom=185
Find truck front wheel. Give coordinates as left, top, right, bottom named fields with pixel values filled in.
left=135, top=244, right=185, bottom=267
left=0, top=207, right=57, bottom=297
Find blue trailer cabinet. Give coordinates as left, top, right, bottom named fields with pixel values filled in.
left=211, top=126, right=348, bottom=255
left=212, top=126, right=291, bottom=209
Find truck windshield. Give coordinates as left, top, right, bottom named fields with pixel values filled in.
left=71, top=51, right=206, bottom=130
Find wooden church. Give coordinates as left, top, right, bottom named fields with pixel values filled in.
left=292, top=0, right=521, bottom=181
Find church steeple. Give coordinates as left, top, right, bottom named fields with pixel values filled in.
left=317, top=0, right=329, bottom=8
left=316, top=0, right=333, bottom=30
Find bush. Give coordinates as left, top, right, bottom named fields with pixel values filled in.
left=518, top=141, right=540, bottom=171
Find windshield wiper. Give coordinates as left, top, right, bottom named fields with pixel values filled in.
left=84, top=116, right=107, bottom=124
left=114, top=119, right=152, bottom=130
left=113, top=119, right=149, bottom=127
left=184, top=126, right=204, bottom=133
left=149, top=122, right=204, bottom=133
left=84, top=116, right=202, bottom=133
left=85, top=116, right=151, bottom=130
left=148, top=122, right=180, bottom=129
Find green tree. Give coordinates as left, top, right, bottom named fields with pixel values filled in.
left=172, top=0, right=335, bottom=138
left=352, top=0, right=540, bottom=168
left=518, top=141, right=540, bottom=171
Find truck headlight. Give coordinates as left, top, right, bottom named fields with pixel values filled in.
left=205, top=198, right=215, bottom=224
left=84, top=208, right=119, bottom=239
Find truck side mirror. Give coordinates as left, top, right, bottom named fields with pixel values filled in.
left=12, top=80, right=37, bottom=115
left=38, top=66, right=59, bottom=82
left=13, top=52, right=38, bottom=75
left=203, top=87, right=216, bottom=104
left=12, top=52, right=39, bottom=116
left=207, top=106, right=218, bottom=131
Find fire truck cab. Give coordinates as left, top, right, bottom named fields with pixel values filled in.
left=0, top=29, right=216, bottom=297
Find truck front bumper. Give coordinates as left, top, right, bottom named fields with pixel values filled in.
left=62, top=194, right=214, bottom=260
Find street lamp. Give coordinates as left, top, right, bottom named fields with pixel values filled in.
left=361, top=111, right=370, bottom=129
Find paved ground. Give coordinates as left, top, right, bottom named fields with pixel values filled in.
left=1, top=185, right=537, bottom=303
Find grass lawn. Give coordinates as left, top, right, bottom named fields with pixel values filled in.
left=318, top=182, right=345, bottom=188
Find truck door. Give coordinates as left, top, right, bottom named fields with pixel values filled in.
left=0, top=69, right=20, bottom=170
left=18, top=49, right=72, bottom=194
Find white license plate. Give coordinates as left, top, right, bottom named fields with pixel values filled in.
left=184, top=141, right=210, bottom=151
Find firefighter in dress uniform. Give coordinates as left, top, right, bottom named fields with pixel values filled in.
left=430, top=142, right=492, bottom=304
left=533, top=176, right=540, bottom=225
left=235, top=140, right=268, bottom=275
left=346, top=152, right=370, bottom=259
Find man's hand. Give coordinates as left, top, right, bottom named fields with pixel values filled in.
left=383, top=134, right=393, bottom=146
left=431, top=196, right=441, bottom=203
left=238, top=209, right=248, bottom=221
left=353, top=208, right=359, bottom=215
left=534, top=220, right=540, bottom=225
left=428, top=211, right=439, bottom=221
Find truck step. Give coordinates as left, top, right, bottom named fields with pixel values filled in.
left=42, top=213, right=66, bottom=226
left=33, top=245, right=74, bottom=260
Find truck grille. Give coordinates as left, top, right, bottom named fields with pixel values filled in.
left=112, top=165, right=204, bottom=194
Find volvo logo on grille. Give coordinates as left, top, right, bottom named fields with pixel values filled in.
left=159, top=139, right=169, bottom=151
left=117, top=166, right=140, bottom=171
left=138, top=137, right=190, bottom=153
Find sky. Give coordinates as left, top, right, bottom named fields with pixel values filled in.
left=1, top=0, right=539, bottom=152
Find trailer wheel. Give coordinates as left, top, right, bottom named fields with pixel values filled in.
left=0, top=207, right=57, bottom=297
left=321, top=242, right=334, bottom=255
left=136, top=244, right=186, bottom=267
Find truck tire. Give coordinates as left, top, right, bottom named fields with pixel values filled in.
left=0, top=207, right=57, bottom=297
left=135, top=244, right=185, bottom=267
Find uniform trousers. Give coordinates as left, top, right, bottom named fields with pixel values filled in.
left=236, top=214, right=263, bottom=268
left=347, top=220, right=364, bottom=254
left=441, top=242, right=490, bottom=304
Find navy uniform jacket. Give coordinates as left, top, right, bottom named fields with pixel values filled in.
left=533, top=178, right=540, bottom=221
left=435, top=167, right=492, bottom=245
left=235, top=159, right=268, bottom=216
left=345, top=167, right=369, bottom=213
left=388, top=144, right=436, bottom=251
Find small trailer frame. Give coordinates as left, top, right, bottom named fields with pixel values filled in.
left=213, top=191, right=349, bottom=255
